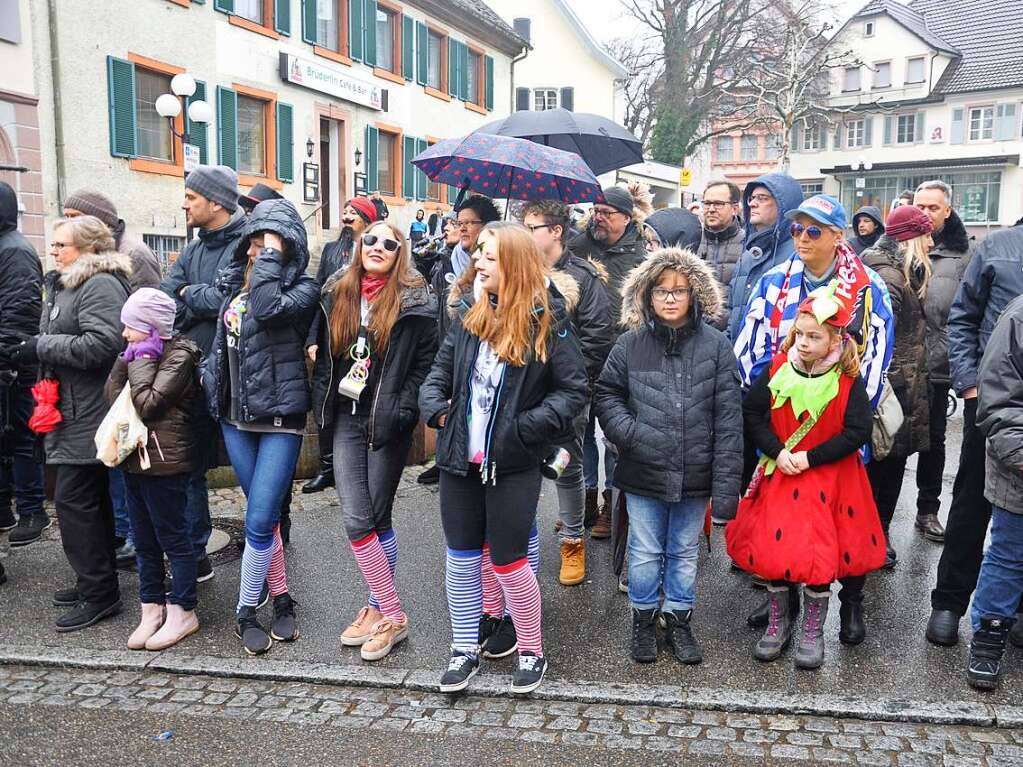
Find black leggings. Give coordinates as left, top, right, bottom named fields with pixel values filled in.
left=439, top=466, right=541, bottom=566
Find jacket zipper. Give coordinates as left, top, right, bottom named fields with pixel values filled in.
left=480, top=366, right=507, bottom=486
left=318, top=302, right=335, bottom=428
left=368, top=341, right=392, bottom=450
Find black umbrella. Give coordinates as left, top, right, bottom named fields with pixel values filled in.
left=474, top=109, right=644, bottom=176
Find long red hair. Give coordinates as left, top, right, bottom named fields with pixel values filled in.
left=455, top=222, right=552, bottom=366
left=328, top=221, right=421, bottom=357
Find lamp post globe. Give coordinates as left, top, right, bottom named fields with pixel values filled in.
left=170, top=73, right=197, bottom=98
left=187, top=99, right=213, bottom=125
left=155, top=93, right=182, bottom=119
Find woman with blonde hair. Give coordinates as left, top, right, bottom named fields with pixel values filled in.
left=860, top=204, right=935, bottom=569
left=6, top=215, right=131, bottom=631
left=420, top=221, right=588, bottom=695
left=310, top=220, right=437, bottom=662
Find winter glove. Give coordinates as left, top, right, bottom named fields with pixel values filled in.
left=8, top=336, right=39, bottom=366
left=124, top=327, right=164, bottom=362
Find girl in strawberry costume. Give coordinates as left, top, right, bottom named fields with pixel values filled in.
left=726, top=282, right=884, bottom=670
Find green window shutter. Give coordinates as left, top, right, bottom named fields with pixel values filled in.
left=402, top=135, right=416, bottom=199
left=214, top=0, right=233, bottom=12
left=448, top=37, right=457, bottom=96
left=274, top=0, right=290, bottom=35
left=415, top=21, right=428, bottom=85
left=365, top=125, right=379, bottom=192
left=882, top=116, right=892, bottom=146
left=950, top=108, right=965, bottom=144
left=914, top=111, right=925, bottom=143
left=484, top=55, right=494, bottom=111
left=216, top=86, right=238, bottom=170
left=458, top=42, right=469, bottom=101
left=276, top=102, right=294, bottom=182
left=301, top=0, right=316, bottom=44
left=192, top=0, right=206, bottom=4
left=106, top=56, right=137, bottom=158
left=363, top=0, right=377, bottom=67
left=349, top=0, right=364, bottom=61
left=415, top=138, right=428, bottom=200
left=187, top=80, right=209, bottom=164
left=863, top=116, right=873, bottom=147
left=401, top=14, right=414, bottom=81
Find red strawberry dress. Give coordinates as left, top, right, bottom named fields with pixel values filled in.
left=725, top=354, right=885, bottom=585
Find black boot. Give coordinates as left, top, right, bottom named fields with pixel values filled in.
left=302, top=455, right=335, bottom=494
left=417, top=464, right=440, bottom=485
left=583, top=489, right=599, bottom=528
left=631, top=608, right=657, bottom=663
left=664, top=609, right=703, bottom=665
left=748, top=587, right=800, bottom=629
left=839, top=601, right=865, bottom=645
left=967, top=616, right=1012, bottom=691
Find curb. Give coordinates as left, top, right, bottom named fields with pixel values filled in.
left=1, top=645, right=1018, bottom=728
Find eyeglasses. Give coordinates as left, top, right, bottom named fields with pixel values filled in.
left=362, top=233, right=400, bottom=252
left=790, top=222, right=824, bottom=241
left=651, top=287, right=690, bottom=301
left=457, top=219, right=483, bottom=229
left=702, top=200, right=734, bottom=209
left=524, top=223, right=551, bottom=233
left=749, top=193, right=774, bottom=205
left=50, top=241, right=71, bottom=250
left=591, top=207, right=621, bottom=219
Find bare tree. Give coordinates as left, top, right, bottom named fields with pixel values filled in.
left=606, top=37, right=661, bottom=146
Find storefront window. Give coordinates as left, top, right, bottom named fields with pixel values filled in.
left=840, top=170, right=1001, bottom=224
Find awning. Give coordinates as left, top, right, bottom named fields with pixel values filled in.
left=821, top=154, right=1019, bottom=175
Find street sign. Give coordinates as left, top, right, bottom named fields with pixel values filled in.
left=679, top=168, right=692, bottom=187
left=184, top=143, right=200, bottom=174
left=855, top=177, right=866, bottom=189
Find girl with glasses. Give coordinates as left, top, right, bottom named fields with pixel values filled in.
left=310, top=221, right=438, bottom=661
left=420, top=222, right=587, bottom=695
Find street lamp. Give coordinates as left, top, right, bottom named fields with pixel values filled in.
left=156, top=72, right=211, bottom=240
left=853, top=156, right=873, bottom=201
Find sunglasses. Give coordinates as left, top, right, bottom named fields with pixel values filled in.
left=362, top=233, right=400, bottom=252
left=790, top=222, right=825, bottom=241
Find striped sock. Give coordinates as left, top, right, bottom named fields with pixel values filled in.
left=350, top=532, right=405, bottom=622
left=446, top=547, right=483, bottom=652
left=237, top=537, right=273, bottom=611
left=368, top=529, right=398, bottom=610
left=267, top=525, right=288, bottom=597
left=494, top=558, right=543, bottom=656
left=480, top=544, right=504, bottom=616
left=527, top=524, right=540, bottom=575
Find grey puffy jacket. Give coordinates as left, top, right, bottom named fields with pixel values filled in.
left=595, top=248, right=743, bottom=515
left=37, top=252, right=131, bottom=464
left=977, top=294, right=1023, bottom=514
left=922, top=212, right=972, bottom=385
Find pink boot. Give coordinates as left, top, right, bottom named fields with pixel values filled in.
left=128, top=603, right=165, bottom=650
left=145, top=604, right=199, bottom=651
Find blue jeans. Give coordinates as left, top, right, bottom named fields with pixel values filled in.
left=124, top=473, right=196, bottom=610
left=108, top=467, right=132, bottom=543
left=583, top=407, right=614, bottom=491
left=221, top=423, right=301, bottom=547
left=0, top=383, right=44, bottom=520
left=971, top=506, right=1023, bottom=632
left=626, top=493, right=707, bottom=613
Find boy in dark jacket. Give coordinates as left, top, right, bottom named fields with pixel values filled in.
left=596, top=248, right=743, bottom=666
left=105, top=288, right=202, bottom=651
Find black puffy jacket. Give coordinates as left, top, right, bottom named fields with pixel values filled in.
left=419, top=287, right=588, bottom=479
left=310, top=270, right=438, bottom=447
left=569, top=222, right=646, bottom=336
left=0, top=182, right=42, bottom=379
left=550, top=248, right=611, bottom=382
left=595, top=248, right=743, bottom=514
left=201, top=199, right=319, bottom=423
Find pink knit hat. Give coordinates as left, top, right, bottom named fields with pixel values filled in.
left=121, top=288, right=176, bottom=339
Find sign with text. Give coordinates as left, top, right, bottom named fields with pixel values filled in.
left=183, top=143, right=200, bottom=174
left=279, top=52, right=382, bottom=110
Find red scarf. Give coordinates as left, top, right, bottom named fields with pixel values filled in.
left=360, top=274, right=389, bottom=302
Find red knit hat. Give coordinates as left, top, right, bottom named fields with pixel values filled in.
left=345, top=196, right=379, bottom=224
left=884, top=205, right=932, bottom=242
left=798, top=280, right=853, bottom=328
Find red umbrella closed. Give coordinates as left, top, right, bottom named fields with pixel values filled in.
left=28, top=378, right=61, bottom=433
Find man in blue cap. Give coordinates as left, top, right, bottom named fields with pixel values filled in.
left=733, top=193, right=894, bottom=645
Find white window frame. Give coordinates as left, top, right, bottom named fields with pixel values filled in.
left=846, top=119, right=866, bottom=148
left=801, top=124, right=821, bottom=152
left=864, top=21, right=875, bottom=37
left=968, top=105, right=995, bottom=142
left=716, top=135, right=734, bottom=162
left=740, top=134, right=758, bottom=161
left=873, top=61, right=891, bottom=89
left=906, top=56, right=925, bottom=84
left=532, top=88, right=558, bottom=111
left=895, top=114, right=917, bottom=145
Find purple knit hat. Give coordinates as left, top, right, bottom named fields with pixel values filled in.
left=121, top=287, right=176, bottom=339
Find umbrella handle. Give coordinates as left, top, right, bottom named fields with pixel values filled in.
left=452, top=178, right=471, bottom=210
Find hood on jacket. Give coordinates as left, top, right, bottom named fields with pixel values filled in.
left=549, top=268, right=581, bottom=314
left=238, top=198, right=310, bottom=275
left=59, top=250, right=133, bottom=290
left=644, top=208, right=703, bottom=251
left=619, top=247, right=723, bottom=330
left=933, top=209, right=970, bottom=254
left=199, top=209, right=246, bottom=245
left=852, top=205, right=884, bottom=232
left=741, top=172, right=803, bottom=253
left=0, top=181, right=18, bottom=235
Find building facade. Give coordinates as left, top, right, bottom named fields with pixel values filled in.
left=787, top=0, right=1023, bottom=231
left=29, top=0, right=524, bottom=268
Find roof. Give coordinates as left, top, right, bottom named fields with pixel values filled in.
left=551, top=0, right=629, bottom=78
left=851, top=0, right=1023, bottom=95
left=821, top=154, right=1019, bottom=175
left=410, top=0, right=528, bottom=57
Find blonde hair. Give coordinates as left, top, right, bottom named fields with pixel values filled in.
left=780, top=313, right=861, bottom=378
left=456, top=222, right=552, bottom=366
left=53, top=215, right=115, bottom=254
left=900, top=234, right=933, bottom=299
left=329, top=221, right=420, bottom=357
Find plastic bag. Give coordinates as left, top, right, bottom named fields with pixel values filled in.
left=94, top=383, right=150, bottom=469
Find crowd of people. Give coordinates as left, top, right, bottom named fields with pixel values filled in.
left=1, top=164, right=1023, bottom=695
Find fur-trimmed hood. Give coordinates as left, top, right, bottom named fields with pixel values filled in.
left=933, top=209, right=971, bottom=255
left=59, top=250, right=133, bottom=290
left=620, top=247, right=723, bottom=330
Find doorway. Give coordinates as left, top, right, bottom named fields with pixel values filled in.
left=319, top=116, right=345, bottom=231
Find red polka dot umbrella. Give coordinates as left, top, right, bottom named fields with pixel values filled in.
left=412, top=133, right=603, bottom=206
